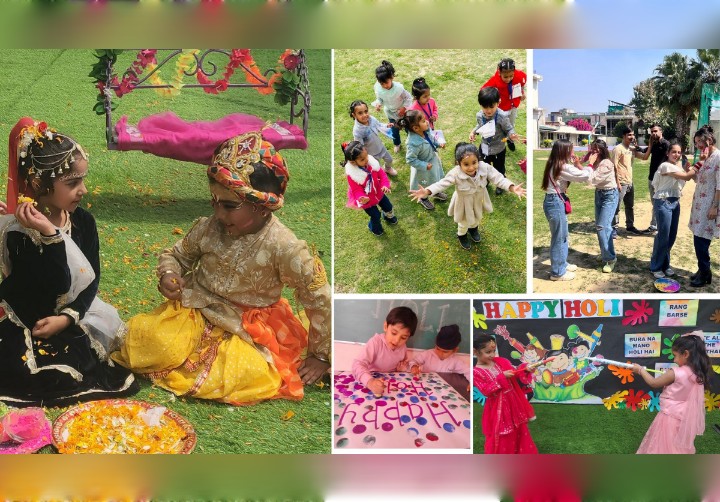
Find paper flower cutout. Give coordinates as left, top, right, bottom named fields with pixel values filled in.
left=713, top=365, right=720, bottom=375
left=609, top=364, right=635, bottom=384
left=622, top=300, right=654, bottom=326
left=473, top=386, right=486, bottom=405
left=639, top=398, right=649, bottom=410
left=710, top=309, right=720, bottom=324
left=705, top=391, right=720, bottom=412
left=473, top=310, right=487, bottom=330
left=646, top=391, right=661, bottom=412
left=661, top=334, right=680, bottom=360
left=602, top=390, right=628, bottom=410
left=625, top=389, right=647, bottom=411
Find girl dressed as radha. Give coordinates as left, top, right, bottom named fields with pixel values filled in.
left=0, top=118, right=137, bottom=407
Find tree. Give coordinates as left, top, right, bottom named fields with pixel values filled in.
left=652, top=53, right=699, bottom=150
left=614, top=121, right=630, bottom=140
left=630, top=78, right=669, bottom=128
left=567, top=118, right=593, bottom=131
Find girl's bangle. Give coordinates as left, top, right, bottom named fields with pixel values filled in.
left=158, top=269, right=178, bottom=279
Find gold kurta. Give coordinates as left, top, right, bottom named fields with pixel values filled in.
left=113, top=215, right=330, bottom=403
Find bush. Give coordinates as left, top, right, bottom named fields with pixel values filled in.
left=581, top=139, right=589, bottom=146
left=542, top=139, right=553, bottom=148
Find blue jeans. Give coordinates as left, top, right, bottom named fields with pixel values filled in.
left=364, top=195, right=393, bottom=234
left=650, top=197, right=680, bottom=272
left=544, top=193, right=568, bottom=276
left=694, top=235, right=712, bottom=274
left=595, top=188, right=618, bottom=261
left=388, top=118, right=402, bottom=146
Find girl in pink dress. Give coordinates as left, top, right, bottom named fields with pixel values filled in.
left=473, top=334, right=538, bottom=454
left=633, top=332, right=711, bottom=454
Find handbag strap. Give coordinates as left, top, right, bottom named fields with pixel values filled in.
left=549, top=175, right=564, bottom=197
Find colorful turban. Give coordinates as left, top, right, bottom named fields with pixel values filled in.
left=208, top=131, right=289, bottom=211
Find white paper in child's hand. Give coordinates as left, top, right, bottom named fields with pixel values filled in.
left=481, top=143, right=489, bottom=156
left=433, top=130, right=446, bottom=146
left=478, top=120, right=496, bottom=138
left=512, top=83, right=523, bottom=99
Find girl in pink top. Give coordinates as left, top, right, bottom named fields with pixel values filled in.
left=351, top=306, right=418, bottom=397
left=633, top=332, right=711, bottom=454
left=408, top=78, right=438, bottom=130
left=343, top=141, right=397, bottom=237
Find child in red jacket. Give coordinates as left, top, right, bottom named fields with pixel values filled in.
left=343, top=141, right=398, bottom=236
left=481, top=58, right=526, bottom=151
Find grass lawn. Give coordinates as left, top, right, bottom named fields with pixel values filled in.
left=0, top=49, right=331, bottom=454
left=334, top=49, right=527, bottom=294
left=474, top=402, right=720, bottom=454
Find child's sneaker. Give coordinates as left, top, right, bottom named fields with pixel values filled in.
left=419, top=198, right=435, bottom=211
left=384, top=166, right=398, bottom=176
left=382, top=210, right=398, bottom=225
left=664, top=267, right=675, bottom=277
left=550, top=271, right=575, bottom=281
left=393, top=145, right=401, bottom=153
left=468, top=227, right=481, bottom=243
left=566, top=264, right=578, bottom=272
left=457, top=234, right=471, bottom=250
left=368, top=221, right=384, bottom=236
left=433, top=191, right=448, bottom=202
left=652, top=270, right=665, bottom=279
left=507, top=139, right=516, bottom=152
left=495, top=187, right=504, bottom=195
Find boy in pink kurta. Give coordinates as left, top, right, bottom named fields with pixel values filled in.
left=410, top=325, right=471, bottom=382
left=474, top=355, right=538, bottom=454
left=351, top=307, right=418, bottom=395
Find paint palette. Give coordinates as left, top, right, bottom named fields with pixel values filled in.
left=654, top=277, right=680, bottom=293
left=333, top=371, right=471, bottom=450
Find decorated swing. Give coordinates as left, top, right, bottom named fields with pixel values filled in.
left=90, top=49, right=311, bottom=163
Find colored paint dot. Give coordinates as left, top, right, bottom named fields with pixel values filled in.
left=400, top=415, right=411, bottom=423
left=364, top=405, right=374, bottom=411
left=414, top=438, right=425, bottom=447
left=366, top=395, right=374, bottom=401
left=336, top=438, right=349, bottom=448
left=336, top=427, right=347, bottom=435
left=448, top=404, right=458, bottom=409
left=354, top=398, right=365, bottom=405
left=410, top=396, right=419, bottom=403
left=362, top=435, right=377, bottom=446
left=426, top=432, right=439, bottom=441
left=431, top=402, right=439, bottom=408
left=397, top=393, right=405, bottom=398
left=354, top=384, right=364, bottom=390
left=352, top=424, right=367, bottom=434
left=338, top=403, right=345, bottom=408
left=443, top=423, right=455, bottom=433
left=334, top=414, right=339, bottom=420
left=420, top=397, right=427, bottom=401
left=463, top=420, right=471, bottom=429
left=419, top=392, right=427, bottom=397
left=382, top=422, right=393, bottom=432
left=375, top=400, right=387, bottom=407
left=429, top=396, right=437, bottom=401
left=400, top=402, right=408, bottom=407
left=407, top=427, right=419, bottom=437
left=416, top=417, right=428, bottom=426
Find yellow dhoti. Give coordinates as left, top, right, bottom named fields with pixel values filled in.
left=112, top=299, right=307, bottom=404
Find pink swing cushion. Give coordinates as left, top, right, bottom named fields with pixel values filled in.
left=115, top=112, right=307, bottom=165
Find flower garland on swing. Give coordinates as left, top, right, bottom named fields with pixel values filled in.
left=91, top=49, right=302, bottom=111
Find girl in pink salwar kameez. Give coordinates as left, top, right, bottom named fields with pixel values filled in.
left=633, top=332, right=711, bottom=454
left=473, top=334, right=538, bottom=454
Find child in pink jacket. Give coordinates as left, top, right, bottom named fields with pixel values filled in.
left=343, top=141, right=398, bottom=236
left=408, top=77, right=439, bottom=130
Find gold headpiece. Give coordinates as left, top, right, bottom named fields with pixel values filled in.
left=18, top=121, right=87, bottom=180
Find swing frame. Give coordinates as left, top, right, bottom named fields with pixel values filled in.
left=102, top=49, right=311, bottom=150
